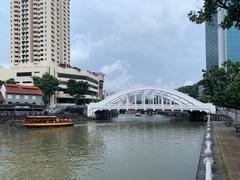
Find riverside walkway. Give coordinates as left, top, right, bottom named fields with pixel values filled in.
left=213, top=121, right=240, bottom=180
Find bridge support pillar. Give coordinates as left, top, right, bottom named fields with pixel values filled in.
left=188, top=111, right=207, bottom=121
left=95, top=110, right=119, bottom=120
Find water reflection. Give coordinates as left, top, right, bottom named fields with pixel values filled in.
left=0, top=114, right=204, bottom=180
left=0, top=125, right=105, bottom=180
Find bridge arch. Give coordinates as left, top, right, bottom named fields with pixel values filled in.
left=87, top=87, right=216, bottom=117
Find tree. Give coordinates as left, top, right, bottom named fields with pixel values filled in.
left=199, top=61, right=240, bottom=108
left=177, top=83, right=199, bottom=98
left=33, top=73, right=59, bottom=105
left=197, top=94, right=212, bottom=103
left=188, top=0, right=240, bottom=29
left=223, top=74, right=240, bottom=109
left=5, top=78, right=16, bottom=84
left=0, top=80, right=4, bottom=87
left=66, top=79, right=89, bottom=104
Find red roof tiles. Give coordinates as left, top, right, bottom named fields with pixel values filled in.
left=0, top=92, right=4, bottom=101
left=4, top=84, right=43, bottom=96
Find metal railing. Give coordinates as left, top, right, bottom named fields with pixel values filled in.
left=203, top=115, right=214, bottom=180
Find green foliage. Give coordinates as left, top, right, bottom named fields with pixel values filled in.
left=201, top=61, right=240, bottom=108
left=179, top=61, right=240, bottom=108
left=0, top=80, right=4, bottom=87
left=197, top=95, right=212, bottom=103
left=5, top=78, right=16, bottom=84
left=188, top=0, right=240, bottom=29
left=66, top=79, right=89, bottom=104
left=224, top=74, right=240, bottom=109
left=32, top=73, right=59, bottom=105
left=217, top=140, right=231, bottom=180
left=177, top=84, right=199, bottom=98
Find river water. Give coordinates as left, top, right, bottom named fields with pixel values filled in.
left=0, top=114, right=204, bottom=180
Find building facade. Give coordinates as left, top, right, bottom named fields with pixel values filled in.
left=205, top=9, right=226, bottom=71
left=226, top=27, right=240, bottom=62
left=2, top=0, right=105, bottom=106
left=10, top=0, right=70, bottom=67
left=206, top=9, right=240, bottom=71
left=0, top=64, right=104, bottom=106
left=205, top=14, right=219, bottom=71
left=0, top=84, right=43, bottom=105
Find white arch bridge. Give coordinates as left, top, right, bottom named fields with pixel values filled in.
left=87, top=87, right=216, bottom=118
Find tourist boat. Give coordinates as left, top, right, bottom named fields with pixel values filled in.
left=14, top=116, right=74, bottom=128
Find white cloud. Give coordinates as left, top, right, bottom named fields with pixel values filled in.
left=70, top=33, right=103, bottom=65
left=101, top=60, right=143, bottom=93
left=100, top=59, right=129, bottom=75
left=183, top=80, right=194, bottom=86
left=155, top=77, right=178, bottom=89
left=104, top=70, right=132, bottom=93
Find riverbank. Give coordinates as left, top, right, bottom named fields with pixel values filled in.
left=196, top=123, right=223, bottom=180
left=213, top=121, right=240, bottom=179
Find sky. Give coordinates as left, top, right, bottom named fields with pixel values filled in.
left=0, top=0, right=205, bottom=93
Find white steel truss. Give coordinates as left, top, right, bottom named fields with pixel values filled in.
left=87, top=87, right=216, bottom=117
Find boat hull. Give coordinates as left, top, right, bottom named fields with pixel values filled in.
left=15, top=122, right=74, bottom=128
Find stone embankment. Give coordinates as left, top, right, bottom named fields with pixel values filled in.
left=197, top=109, right=240, bottom=180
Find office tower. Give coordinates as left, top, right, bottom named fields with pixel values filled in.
left=226, top=27, right=240, bottom=62
left=205, top=9, right=226, bottom=71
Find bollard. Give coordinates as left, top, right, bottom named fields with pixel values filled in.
left=204, top=157, right=214, bottom=180
left=207, top=114, right=211, bottom=122
left=204, top=140, right=212, bottom=156
left=206, top=132, right=211, bottom=140
left=207, top=122, right=211, bottom=127
left=206, top=127, right=211, bottom=132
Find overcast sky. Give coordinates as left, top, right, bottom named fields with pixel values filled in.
left=0, top=0, right=205, bottom=93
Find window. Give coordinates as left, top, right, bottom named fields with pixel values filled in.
left=32, top=96, right=36, bottom=100
left=58, top=73, right=98, bottom=84
left=8, top=94, right=13, bottom=99
left=16, top=95, right=20, bottom=99
left=16, top=72, right=32, bottom=77
left=24, top=95, right=29, bottom=100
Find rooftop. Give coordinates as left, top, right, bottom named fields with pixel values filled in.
left=4, top=84, right=43, bottom=96
left=0, top=92, right=4, bottom=101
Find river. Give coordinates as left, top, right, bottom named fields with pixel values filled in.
left=0, top=114, right=205, bottom=180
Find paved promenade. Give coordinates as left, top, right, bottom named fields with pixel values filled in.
left=213, top=121, right=240, bottom=180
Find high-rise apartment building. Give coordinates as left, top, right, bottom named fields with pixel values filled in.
left=10, top=0, right=70, bottom=67
left=206, top=9, right=240, bottom=71
left=0, top=0, right=104, bottom=106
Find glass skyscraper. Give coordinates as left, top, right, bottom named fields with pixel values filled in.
left=205, top=10, right=240, bottom=71
left=205, top=14, right=219, bottom=71
left=226, top=27, right=240, bottom=62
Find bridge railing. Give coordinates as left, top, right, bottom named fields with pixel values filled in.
left=90, top=104, right=213, bottom=111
